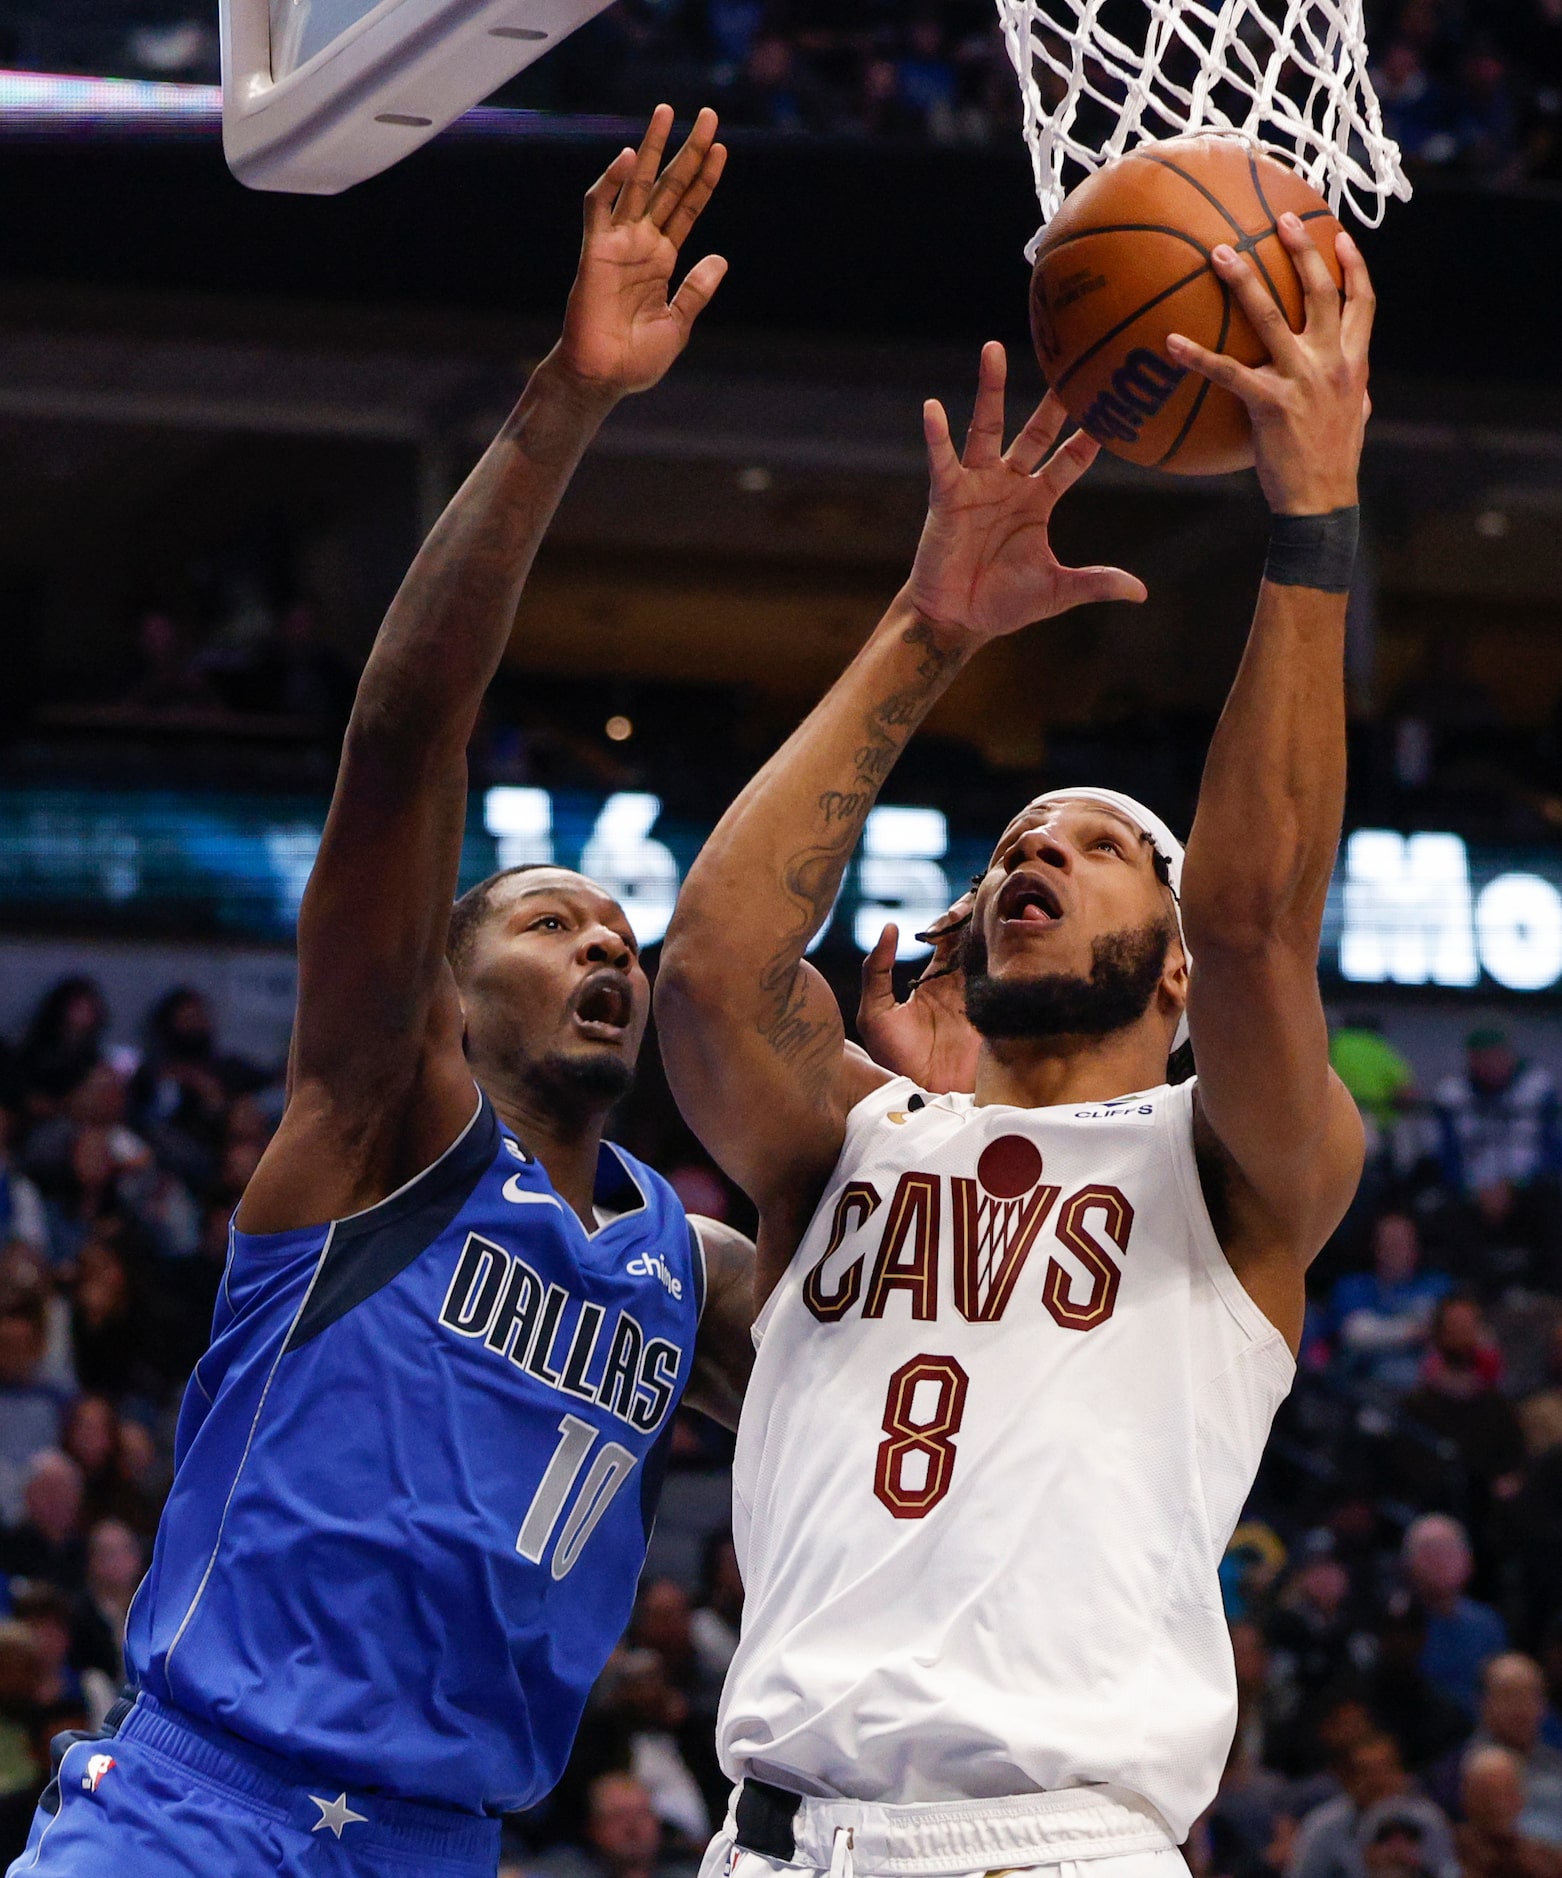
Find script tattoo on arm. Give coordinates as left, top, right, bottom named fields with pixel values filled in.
left=755, top=617, right=963, bottom=1085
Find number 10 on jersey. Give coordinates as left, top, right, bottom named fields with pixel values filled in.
left=518, top=1415, right=638, bottom=1578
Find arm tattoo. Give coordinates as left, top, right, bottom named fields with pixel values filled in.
left=754, top=618, right=963, bottom=1083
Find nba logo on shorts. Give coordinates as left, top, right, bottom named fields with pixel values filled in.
left=82, top=1754, right=116, bottom=1792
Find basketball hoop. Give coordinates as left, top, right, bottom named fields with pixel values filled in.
left=221, top=0, right=614, bottom=194
left=995, top=0, right=1411, bottom=254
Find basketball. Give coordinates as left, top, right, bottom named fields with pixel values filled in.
left=1029, top=137, right=1346, bottom=477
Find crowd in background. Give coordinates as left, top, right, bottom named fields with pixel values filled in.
left=2, top=957, right=1562, bottom=1877
left=2, top=0, right=1561, bottom=186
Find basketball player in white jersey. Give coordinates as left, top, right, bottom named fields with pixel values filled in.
left=655, top=215, right=1374, bottom=1876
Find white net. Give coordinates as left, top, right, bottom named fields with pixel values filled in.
left=996, top=0, right=1411, bottom=252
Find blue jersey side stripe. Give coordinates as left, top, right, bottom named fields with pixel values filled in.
left=284, top=1099, right=498, bottom=1353
left=162, top=1221, right=338, bottom=1678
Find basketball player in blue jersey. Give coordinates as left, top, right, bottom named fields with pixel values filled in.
left=8, top=106, right=750, bottom=1878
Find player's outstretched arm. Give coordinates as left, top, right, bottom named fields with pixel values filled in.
left=238, top=108, right=728, bottom=1233
left=656, top=345, right=1142, bottom=1271
left=1168, top=215, right=1371, bottom=1347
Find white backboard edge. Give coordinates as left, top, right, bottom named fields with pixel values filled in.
left=221, top=0, right=615, bottom=193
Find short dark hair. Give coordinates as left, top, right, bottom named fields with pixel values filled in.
left=446, top=865, right=554, bottom=979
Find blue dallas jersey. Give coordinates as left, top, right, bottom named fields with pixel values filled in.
left=124, top=1094, right=704, bottom=1815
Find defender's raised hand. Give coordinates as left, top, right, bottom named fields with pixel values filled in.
left=907, top=342, right=1147, bottom=641
left=858, top=894, right=980, bottom=1096
left=558, top=105, right=728, bottom=399
left=1167, top=216, right=1374, bottom=515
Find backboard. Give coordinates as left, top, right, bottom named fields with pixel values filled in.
left=221, top=0, right=615, bottom=194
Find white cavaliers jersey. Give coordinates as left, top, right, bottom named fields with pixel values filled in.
left=717, top=1075, right=1295, bottom=1844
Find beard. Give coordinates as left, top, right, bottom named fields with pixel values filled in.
left=522, top=1049, right=635, bottom=1122
left=962, top=915, right=1174, bottom=1042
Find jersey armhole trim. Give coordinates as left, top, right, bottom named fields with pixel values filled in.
left=689, top=1219, right=709, bottom=1322
left=231, top=1088, right=490, bottom=1252
left=1162, top=1080, right=1297, bottom=1376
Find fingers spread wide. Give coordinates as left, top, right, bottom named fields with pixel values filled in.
left=1003, top=389, right=1068, bottom=475
left=962, top=340, right=1008, bottom=467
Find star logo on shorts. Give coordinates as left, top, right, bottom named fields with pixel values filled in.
left=309, top=1792, right=368, bottom=1838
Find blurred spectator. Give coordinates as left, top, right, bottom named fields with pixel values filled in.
left=70, top=1518, right=143, bottom=1688
left=590, top=1648, right=708, bottom=1845
left=1432, top=1029, right=1562, bottom=1282
left=9, top=1584, right=83, bottom=1717
left=1287, top=1732, right=1456, bottom=1878
left=1455, top=1743, right=1562, bottom=1876
left=1398, top=1515, right=1507, bottom=1718
left=1267, top=1533, right=1369, bottom=1735
left=1520, top=1318, right=1562, bottom=1459
left=0, top=1268, right=67, bottom=1524
left=69, top=1232, right=144, bottom=1398
left=1331, top=1017, right=1416, bottom=1126
left=0, top=1621, right=40, bottom=1800
left=1371, top=38, right=1456, bottom=166
left=1397, top=1296, right=1525, bottom=1529
left=130, top=988, right=270, bottom=1193
left=689, top=1530, right=743, bottom=1695
left=1362, top=1607, right=1473, bottom=1776
left=1328, top=1215, right=1449, bottom=1393
left=1452, top=36, right=1522, bottom=183
left=16, top=979, right=105, bottom=1114
left=1354, top=1800, right=1448, bottom=1878
left=27, top=1063, right=151, bottom=1186
left=629, top=1579, right=697, bottom=1694
left=0, top=1452, right=86, bottom=1594
left=529, top=1771, right=694, bottom=1878
left=1465, top=1653, right=1562, bottom=1844
left=60, top=1396, right=159, bottom=1536
left=0, top=1113, right=47, bottom=1260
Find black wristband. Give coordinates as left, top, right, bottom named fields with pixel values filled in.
left=1263, top=506, right=1360, bottom=594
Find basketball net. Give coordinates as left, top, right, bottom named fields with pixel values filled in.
left=996, top=0, right=1411, bottom=254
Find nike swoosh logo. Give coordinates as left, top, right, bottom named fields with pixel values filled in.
left=502, top=1174, right=563, bottom=1209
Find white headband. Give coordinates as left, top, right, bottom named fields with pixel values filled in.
left=1027, top=787, right=1190, bottom=1053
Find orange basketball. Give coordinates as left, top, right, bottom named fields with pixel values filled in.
left=1029, top=137, right=1345, bottom=476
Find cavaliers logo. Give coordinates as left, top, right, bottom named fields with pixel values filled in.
left=955, top=1136, right=1058, bottom=1322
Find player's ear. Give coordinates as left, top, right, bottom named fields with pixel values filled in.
left=1160, top=929, right=1189, bottom=1009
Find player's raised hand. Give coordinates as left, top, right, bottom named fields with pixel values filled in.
left=857, top=894, right=981, bottom=1095
left=1167, top=217, right=1374, bottom=516
left=907, top=342, right=1147, bottom=641
left=557, top=105, right=728, bottom=398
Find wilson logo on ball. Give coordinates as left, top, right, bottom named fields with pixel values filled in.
left=1079, top=349, right=1188, bottom=447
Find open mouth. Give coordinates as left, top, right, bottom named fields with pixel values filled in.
left=572, top=971, right=634, bottom=1040
left=996, top=873, right=1063, bottom=927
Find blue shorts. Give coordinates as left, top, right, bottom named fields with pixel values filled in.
left=7, top=1693, right=501, bottom=1878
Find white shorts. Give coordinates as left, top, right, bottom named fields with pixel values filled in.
left=700, top=1786, right=1189, bottom=1878
left=709, top=1852, right=1189, bottom=1878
